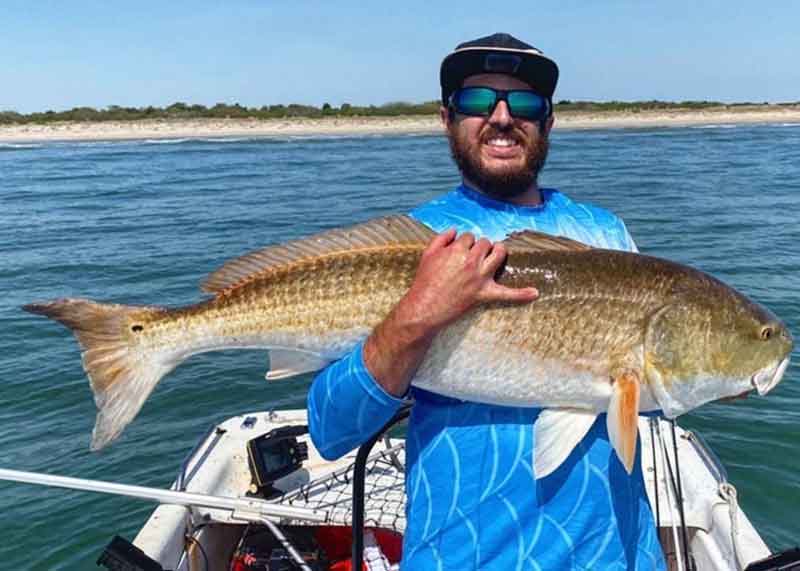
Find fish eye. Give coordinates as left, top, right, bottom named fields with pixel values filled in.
left=760, top=326, right=773, bottom=340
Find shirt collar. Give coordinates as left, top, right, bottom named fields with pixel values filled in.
left=457, top=183, right=552, bottom=213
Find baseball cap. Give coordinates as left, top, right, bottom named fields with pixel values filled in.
left=440, top=33, right=559, bottom=106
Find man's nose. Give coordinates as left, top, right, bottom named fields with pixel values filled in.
left=488, top=100, right=513, bottom=127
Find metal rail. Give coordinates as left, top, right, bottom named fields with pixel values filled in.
left=352, top=407, right=411, bottom=571
left=0, top=468, right=327, bottom=522
left=175, top=423, right=223, bottom=491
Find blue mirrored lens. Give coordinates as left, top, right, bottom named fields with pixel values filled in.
left=452, top=87, right=547, bottom=120
left=507, top=91, right=547, bottom=119
left=454, top=88, right=496, bottom=115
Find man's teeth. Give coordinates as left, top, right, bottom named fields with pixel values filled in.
left=486, top=138, right=517, bottom=147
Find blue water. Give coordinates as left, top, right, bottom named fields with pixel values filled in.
left=1, top=124, right=798, bottom=569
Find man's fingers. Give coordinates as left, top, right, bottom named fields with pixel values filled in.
left=454, top=231, right=476, bottom=250
left=427, top=228, right=457, bottom=252
left=469, top=238, right=493, bottom=261
left=481, top=242, right=508, bottom=275
left=482, top=283, right=539, bottom=303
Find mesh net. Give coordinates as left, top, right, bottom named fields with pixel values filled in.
left=275, top=440, right=407, bottom=533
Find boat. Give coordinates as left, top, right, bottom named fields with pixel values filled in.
left=2, top=407, right=796, bottom=570
left=107, top=409, right=789, bottom=570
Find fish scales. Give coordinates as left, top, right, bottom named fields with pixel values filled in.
left=131, top=247, right=423, bottom=358
left=413, top=250, right=668, bottom=407
left=495, top=250, right=673, bottom=360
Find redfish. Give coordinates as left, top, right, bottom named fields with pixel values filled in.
left=24, top=215, right=793, bottom=477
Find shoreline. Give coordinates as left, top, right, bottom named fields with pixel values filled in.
left=2, top=106, right=800, bottom=143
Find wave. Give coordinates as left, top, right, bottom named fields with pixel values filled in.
left=142, top=138, right=192, bottom=145
left=0, top=142, right=44, bottom=150
left=197, top=137, right=260, bottom=143
left=143, top=137, right=264, bottom=145
left=277, top=132, right=405, bottom=142
left=690, top=124, right=739, bottom=129
left=71, top=140, right=125, bottom=147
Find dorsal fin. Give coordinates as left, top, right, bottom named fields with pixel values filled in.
left=202, top=215, right=436, bottom=294
left=502, top=230, right=592, bottom=253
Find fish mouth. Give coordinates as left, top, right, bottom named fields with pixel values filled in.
left=751, top=357, right=790, bottom=396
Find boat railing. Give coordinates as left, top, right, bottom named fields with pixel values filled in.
left=683, top=429, right=728, bottom=485
left=175, top=422, right=226, bottom=491
left=351, top=406, right=411, bottom=571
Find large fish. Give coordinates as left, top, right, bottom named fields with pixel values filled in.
left=24, top=216, right=793, bottom=478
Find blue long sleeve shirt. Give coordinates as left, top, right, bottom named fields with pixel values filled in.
left=308, top=185, right=666, bottom=570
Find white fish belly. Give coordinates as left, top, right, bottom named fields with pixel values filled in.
left=166, top=324, right=371, bottom=364
left=413, top=329, right=614, bottom=411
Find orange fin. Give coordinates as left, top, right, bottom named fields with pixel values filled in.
left=23, top=298, right=173, bottom=450
left=607, top=370, right=641, bottom=474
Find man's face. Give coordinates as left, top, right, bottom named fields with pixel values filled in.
left=443, top=73, right=553, bottom=201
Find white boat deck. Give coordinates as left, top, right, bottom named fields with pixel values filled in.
left=133, top=410, right=771, bottom=571
left=639, top=417, right=769, bottom=570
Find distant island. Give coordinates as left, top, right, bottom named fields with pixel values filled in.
left=2, top=101, right=799, bottom=143
left=3, top=100, right=800, bottom=124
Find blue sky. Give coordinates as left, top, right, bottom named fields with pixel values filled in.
left=2, top=1, right=798, bottom=113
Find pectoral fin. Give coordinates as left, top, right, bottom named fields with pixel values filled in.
left=607, top=371, right=641, bottom=474
left=266, top=350, right=331, bottom=381
left=533, top=409, right=597, bottom=479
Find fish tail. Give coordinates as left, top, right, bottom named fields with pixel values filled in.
left=23, top=298, right=173, bottom=450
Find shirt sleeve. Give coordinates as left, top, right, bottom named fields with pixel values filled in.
left=307, top=341, right=408, bottom=460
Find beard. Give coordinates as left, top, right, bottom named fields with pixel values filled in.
left=447, top=122, right=549, bottom=200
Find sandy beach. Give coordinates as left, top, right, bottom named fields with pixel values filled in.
left=2, top=105, right=800, bottom=143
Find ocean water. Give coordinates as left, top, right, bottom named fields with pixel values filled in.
left=1, top=124, right=798, bottom=569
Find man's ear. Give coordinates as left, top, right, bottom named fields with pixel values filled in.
left=440, top=105, right=452, bottom=129
left=543, top=114, right=555, bottom=136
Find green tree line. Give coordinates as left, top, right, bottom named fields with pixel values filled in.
left=0, top=101, right=442, bottom=124
left=552, top=99, right=790, bottom=111
left=1, top=99, right=795, bottom=125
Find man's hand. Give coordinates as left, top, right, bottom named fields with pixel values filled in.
left=363, top=228, right=539, bottom=397
left=400, top=228, right=539, bottom=332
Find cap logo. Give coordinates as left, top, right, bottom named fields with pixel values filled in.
left=484, top=53, right=522, bottom=74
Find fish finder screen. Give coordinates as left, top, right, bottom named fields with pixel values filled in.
left=257, top=440, right=293, bottom=473
left=246, top=425, right=309, bottom=490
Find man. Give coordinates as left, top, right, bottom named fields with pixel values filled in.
left=308, top=33, right=665, bottom=570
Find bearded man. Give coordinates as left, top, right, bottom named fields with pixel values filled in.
left=308, top=33, right=666, bottom=570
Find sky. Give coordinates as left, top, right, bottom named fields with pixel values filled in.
left=1, top=0, right=799, bottom=113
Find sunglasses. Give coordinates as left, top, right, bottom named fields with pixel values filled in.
left=449, top=86, right=550, bottom=121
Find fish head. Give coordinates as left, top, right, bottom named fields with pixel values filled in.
left=644, top=282, right=793, bottom=418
